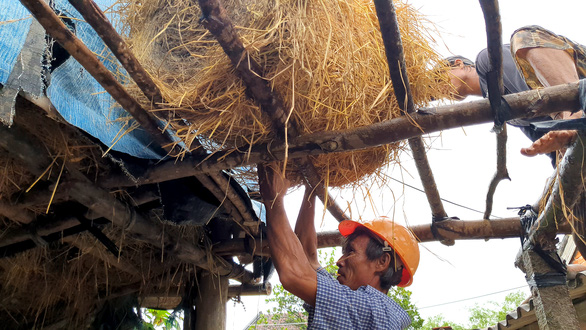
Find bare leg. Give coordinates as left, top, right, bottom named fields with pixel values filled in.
left=516, top=47, right=582, bottom=156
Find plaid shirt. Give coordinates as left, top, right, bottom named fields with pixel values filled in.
left=304, top=269, right=411, bottom=329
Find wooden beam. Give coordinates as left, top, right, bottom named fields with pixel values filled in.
left=0, top=119, right=256, bottom=283
left=0, top=200, right=36, bottom=224
left=227, top=283, right=272, bottom=298
left=100, top=82, right=581, bottom=187
left=212, top=218, right=573, bottom=256
left=373, top=0, right=447, bottom=223
left=527, top=132, right=586, bottom=248
left=0, top=216, right=79, bottom=248
left=18, top=0, right=175, bottom=150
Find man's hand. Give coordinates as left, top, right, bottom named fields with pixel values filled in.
left=258, top=163, right=290, bottom=206
left=521, top=129, right=577, bottom=157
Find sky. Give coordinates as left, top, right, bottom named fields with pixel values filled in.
left=227, top=0, right=586, bottom=328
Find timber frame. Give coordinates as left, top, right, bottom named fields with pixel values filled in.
left=0, top=0, right=584, bottom=329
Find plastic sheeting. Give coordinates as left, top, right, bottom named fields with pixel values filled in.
left=1, top=0, right=164, bottom=159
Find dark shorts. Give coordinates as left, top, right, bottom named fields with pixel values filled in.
left=510, top=25, right=586, bottom=89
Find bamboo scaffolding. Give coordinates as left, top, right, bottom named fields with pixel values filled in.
left=373, top=0, right=447, bottom=224
left=196, top=0, right=349, bottom=222
left=479, top=0, right=511, bottom=219
left=101, top=82, right=582, bottom=187
left=212, top=218, right=573, bottom=257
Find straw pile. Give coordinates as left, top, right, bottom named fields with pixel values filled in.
left=120, top=0, right=448, bottom=187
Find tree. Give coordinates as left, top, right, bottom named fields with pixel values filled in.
left=467, top=291, right=526, bottom=329
left=249, top=248, right=423, bottom=329
left=389, top=287, right=424, bottom=329
left=141, top=309, right=182, bottom=330
left=420, top=291, right=527, bottom=330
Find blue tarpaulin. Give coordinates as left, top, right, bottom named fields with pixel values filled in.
left=2, top=0, right=164, bottom=159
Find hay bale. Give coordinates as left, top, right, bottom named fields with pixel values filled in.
left=120, top=0, right=447, bottom=187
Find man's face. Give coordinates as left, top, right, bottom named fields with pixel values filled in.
left=446, top=66, right=468, bottom=100
left=336, top=235, right=379, bottom=290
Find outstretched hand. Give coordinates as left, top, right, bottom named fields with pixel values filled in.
left=520, top=129, right=577, bottom=157
left=258, top=163, right=290, bottom=206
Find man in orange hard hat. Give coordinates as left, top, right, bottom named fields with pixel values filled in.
left=258, top=163, right=420, bottom=329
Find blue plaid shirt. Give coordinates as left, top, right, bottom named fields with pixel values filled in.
left=304, top=268, right=411, bottom=329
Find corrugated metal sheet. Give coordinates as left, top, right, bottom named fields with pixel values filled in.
left=485, top=272, right=586, bottom=330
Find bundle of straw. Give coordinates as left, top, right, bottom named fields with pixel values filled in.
left=121, top=0, right=448, bottom=187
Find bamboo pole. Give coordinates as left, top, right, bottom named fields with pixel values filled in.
left=18, top=0, right=175, bottom=150
left=101, top=82, right=581, bottom=187
left=373, top=0, right=447, bottom=224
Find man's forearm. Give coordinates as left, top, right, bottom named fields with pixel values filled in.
left=294, top=189, right=319, bottom=269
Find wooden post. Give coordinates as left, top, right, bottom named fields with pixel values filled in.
left=519, top=248, right=580, bottom=329
left=195, top=272, right=228, bottom=330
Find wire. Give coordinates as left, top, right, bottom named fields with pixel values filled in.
left=389, top=177, right=503, bottom=219
left=412, top=285, right=527, bottom=311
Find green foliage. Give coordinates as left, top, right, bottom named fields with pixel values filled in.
left=467, top=291, right=526, bottom=329
left=388, top=287, right=424, bottom=329
left=421, top=314, right=465, bottom=330
left=141, top=309, right=182, bottom=330
left=420, top=291, right=526, bottom=330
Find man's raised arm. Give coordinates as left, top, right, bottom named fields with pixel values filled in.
left=258, top=163, right=317, bottom=306
left=294, top=187, right=320, bottom=270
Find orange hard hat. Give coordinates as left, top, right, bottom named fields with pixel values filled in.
left=338, top=218, right=420, bottom=287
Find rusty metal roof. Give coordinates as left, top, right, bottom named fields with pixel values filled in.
left=485, top=271, right=586, bottom=330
